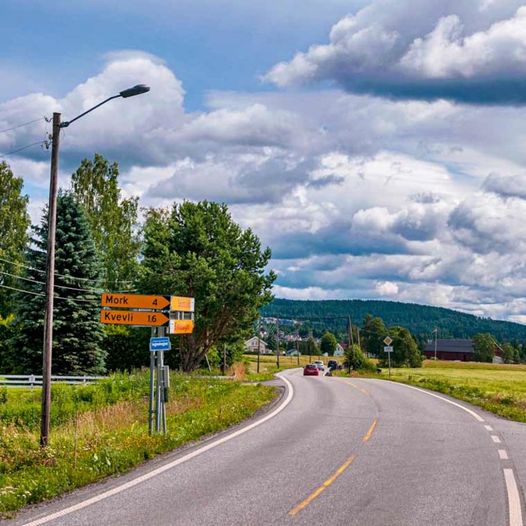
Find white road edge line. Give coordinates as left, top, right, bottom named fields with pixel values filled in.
left=21, top=373, right=295, bottom=526
left=504, top=468, right=523, bottom=526
left=383, top=381, right=523, bottom=526
left=499, top=450, right=510, bottom=460
left=485, top=425, right=494, bottom=431
left=386, top=381, right=485, bottom=422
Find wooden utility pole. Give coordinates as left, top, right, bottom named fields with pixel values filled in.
left=348, top=316, right=353, bottom=374
left=41, top=112, right=61, bottom=448
left=296, top=338, right=300, bottom=366
left=257, top=318, right=261, bottom=374
left=276, top=318, right=280, bottom=369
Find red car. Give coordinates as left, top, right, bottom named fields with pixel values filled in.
left=303, top=364, right=320, bottom=376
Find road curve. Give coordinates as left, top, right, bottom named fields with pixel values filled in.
left=6, top=369, right=526, bottom=526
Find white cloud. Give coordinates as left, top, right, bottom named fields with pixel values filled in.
left=2, top=47, right=526, bottom=321
left=400, top=8, right=526, bottom=79
left=264, top=1, right=526, bottom=103
left=376, top=281, right=399, bottom=296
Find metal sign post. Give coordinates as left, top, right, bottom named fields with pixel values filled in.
left=100, top=292, right=194, bottom=435
left=383, top=337, right=393, bottom=379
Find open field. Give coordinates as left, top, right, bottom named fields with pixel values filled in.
left=366, top=360, right=526, bottom=423
left=0, top=371, right=276, bottom=518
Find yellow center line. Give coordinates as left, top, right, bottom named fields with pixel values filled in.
left=288, top=455, right=356, bottom=516
left=346, top=380, right=370, bottom=397
left=362, top=418, right=377, bottom=442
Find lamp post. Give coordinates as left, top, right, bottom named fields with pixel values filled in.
left=40, top=84, right=150, bottom=447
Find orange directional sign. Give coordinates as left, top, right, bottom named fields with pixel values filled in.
left=100, top=310, right=169, bottom=326
left=169, top=319, right=194, bottom=334
left=101, top=293, right=170, bottom=310
left=170, top=296, right=195, bottom=312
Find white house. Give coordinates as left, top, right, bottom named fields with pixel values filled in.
left=334, top=343, right=345, bottom=356
left=245, top=337, right=269, bottom=354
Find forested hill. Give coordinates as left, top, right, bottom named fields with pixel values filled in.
left=261, top=299, right=526, bottom=342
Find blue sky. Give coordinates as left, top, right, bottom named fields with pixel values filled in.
left=2, top=0, right=526, bottom=322
left=0, top=0, right=366, bottom=109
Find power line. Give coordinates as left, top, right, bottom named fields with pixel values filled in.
left=0, top=140, right=49, bottom=159
left=0, top=283, right=98, bottom=304
left=0, top=117, right=46, bottom=134
left=0, top=256, right=135, bottom=285
left=0, top=269, right=134, bottom=294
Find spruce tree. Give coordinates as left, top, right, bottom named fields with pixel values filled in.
left=13, top=192, right=106, bottom=374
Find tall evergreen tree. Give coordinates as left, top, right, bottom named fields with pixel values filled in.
left=71, top=154, right=140, bottom=290
left=0, top=162, right=31, bottom=316
left=12, top=193, right=105, bottom=374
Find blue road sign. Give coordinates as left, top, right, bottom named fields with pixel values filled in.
left=150, top=337, right=171, bottom=352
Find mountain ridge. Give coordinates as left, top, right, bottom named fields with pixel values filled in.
left=261, top=298, right=526, bottom=342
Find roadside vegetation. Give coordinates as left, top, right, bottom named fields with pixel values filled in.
left=0, top=371, right=276, bottom=518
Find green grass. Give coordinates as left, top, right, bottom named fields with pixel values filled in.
left=356, top=360, right=526, bottom=423
left=0, top=372, right=276, bottom=518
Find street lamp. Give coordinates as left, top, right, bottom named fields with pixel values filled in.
left=41, top=84, right=150, bottom=447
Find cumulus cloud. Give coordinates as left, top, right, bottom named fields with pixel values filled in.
left=483, top=172, right=526, bottom=200
left=265, top=1, right=526, bottom=103
left=3, top=45, right=526, bottom=321
left=376, top=281, right=399, bottom=296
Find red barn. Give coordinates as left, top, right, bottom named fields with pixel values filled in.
left=424, top=339, right=504, bottom=362
left=424, top=339, right=474, bottom=361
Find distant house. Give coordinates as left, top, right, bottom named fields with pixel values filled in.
left=423, top=339, right=504, bottom=362
left=334, top=343, right=345, bottom=356
left=245, top=337, right=269, bottom=354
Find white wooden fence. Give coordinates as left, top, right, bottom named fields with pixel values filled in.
left=0, top=374, right=106, bottom=388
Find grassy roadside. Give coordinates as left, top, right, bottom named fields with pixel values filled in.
left=351, top=360, right=526, bottom=423
left=0, top=372, right=276, bottom=518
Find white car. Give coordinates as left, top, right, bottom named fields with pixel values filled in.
left=313, top=360, right=324, bottom=371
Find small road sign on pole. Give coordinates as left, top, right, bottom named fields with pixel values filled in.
left=101, top=293, right=170, bottom=310
left=383, top=336, right=393, bottom=346
left=383, top=346, right=393, bottom=353
left=169, top=319, right=194, bottom=334
left=100, top=310, right=169, bottom=326
left=170, top=296, right=195, bottom=312
left=150, top=337, right=171, bottom=352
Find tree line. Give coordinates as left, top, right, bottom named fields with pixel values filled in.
left=0, top=156, right=274, bottom=374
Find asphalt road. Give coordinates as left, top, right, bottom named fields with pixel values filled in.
left=6, top=369, right=526, bottom=526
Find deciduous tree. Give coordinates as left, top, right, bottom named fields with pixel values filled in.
left=380, top=326, right=422, bottom=368
left=71, top=154, right=140, bottom=290
left=140, top=201, right=275, bottom=372
left=320, top=331, right=337, bottom=356
left=473, top=333, right=495, bottom=363
left=0, top=162, right=30, bottom=316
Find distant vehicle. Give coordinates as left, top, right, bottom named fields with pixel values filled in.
left=327, top=360, right=339, bottom=370
left=313, top=360, right=324, bottom=371
left=303, top=364, right=320, bottom=376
